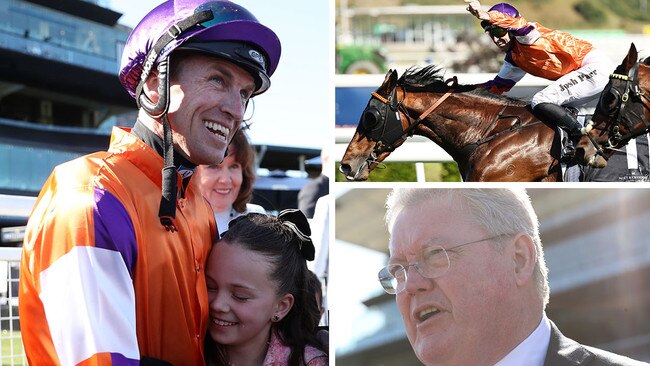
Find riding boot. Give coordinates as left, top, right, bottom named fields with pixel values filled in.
left=533, top=103, right=584, bottom=161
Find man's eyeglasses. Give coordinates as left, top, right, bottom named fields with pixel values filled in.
left=378, top=235, right=505, bottom=295
left=486, top=26, right=508, bottom=39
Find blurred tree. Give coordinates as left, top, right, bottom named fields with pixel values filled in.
left=574, top=0, right=608, bottom=23
left=600, top=0, right=650, bottom=22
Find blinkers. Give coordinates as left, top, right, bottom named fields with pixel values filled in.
left=361, top=87, right=405, bottom=148
left=594, top=62, right=650, bottom=148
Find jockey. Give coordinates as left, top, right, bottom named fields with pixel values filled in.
left=19, top=1, right=281, bottom=365
left=465, top=0, right=615, bottom=159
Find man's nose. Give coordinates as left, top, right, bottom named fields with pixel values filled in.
left=404, top=265, right=434, bottom=294
left=221, top=91, right=245, bottom=122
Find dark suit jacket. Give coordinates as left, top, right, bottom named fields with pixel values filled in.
left=297, top=175, right=329, bottom=218
left=544, top=321, right=648, bottom=366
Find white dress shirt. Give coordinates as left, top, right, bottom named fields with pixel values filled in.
left=494, top=313, right=551, bottom=366
left=214, top=203, right=266, bottom=235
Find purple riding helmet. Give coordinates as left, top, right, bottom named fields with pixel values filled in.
left=118, top=0, right=281, bottom=230
left=480, top=2, right=520, bottom=29
left=119, top=0, right=281, bottom=106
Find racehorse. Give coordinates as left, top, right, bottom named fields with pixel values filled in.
left=579, top=43, right=650, bottom=168
left=339, top=65, right=566, bottom=181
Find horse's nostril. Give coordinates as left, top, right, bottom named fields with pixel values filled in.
left=339, top=164, right=351, bottom=174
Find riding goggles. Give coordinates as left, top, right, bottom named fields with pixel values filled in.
left=485, top=26, right=508, bottom=38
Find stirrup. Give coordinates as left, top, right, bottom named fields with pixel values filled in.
left=560, top=149, right=575, bottom=163
left=560, top=138, right=578, bottom=163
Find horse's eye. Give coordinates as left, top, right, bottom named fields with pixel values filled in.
left=605, top=92, right=621, bottom=111
left=363, top=108, right=381, bottom=130
left=602, top=91, right=621, bottom=113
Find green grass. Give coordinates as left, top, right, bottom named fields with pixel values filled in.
left=335, top=161, right=462, bottom=182
left=1, top=331, right=26, bottom=366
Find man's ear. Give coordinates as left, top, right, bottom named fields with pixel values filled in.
left=511, top=233, right=537, bottom=287
left=142, top=70, right=160, bottom=105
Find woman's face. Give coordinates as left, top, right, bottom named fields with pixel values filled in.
left=205, top=241, right=293, bottom=350
left=196, top=152, right=243, bottom=213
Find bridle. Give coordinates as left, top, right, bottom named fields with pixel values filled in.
left=361, top=77, right=457, bottom=166
left=584, top=61, right=650, bottom=159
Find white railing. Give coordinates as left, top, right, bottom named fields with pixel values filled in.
left=0, top=247, right=26, bottom=366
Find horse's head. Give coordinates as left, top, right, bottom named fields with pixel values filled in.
left=339, top=67, right=457, bottom=181
left=579, top=43, right=650, bottom=168
left=339, top=69, right=403, bottom=181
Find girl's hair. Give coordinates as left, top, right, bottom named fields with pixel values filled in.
left=228, top=130, right=256, bottom=213
left=206, top=210, right=325, bottom=366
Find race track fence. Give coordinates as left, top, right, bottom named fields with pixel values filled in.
left=0, top=247, right=25, bottom=366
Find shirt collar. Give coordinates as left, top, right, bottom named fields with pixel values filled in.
left=131, top=119, right=197, bottom=171
left=494, top=312, right=551, bottom=366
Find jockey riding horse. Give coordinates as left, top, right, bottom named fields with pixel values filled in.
left=465, top=1, right=615, bottom=161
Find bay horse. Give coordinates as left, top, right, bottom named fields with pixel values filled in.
left=579, top=43, right=650, bottom=168
left=339, top=66, right=565, bottom=182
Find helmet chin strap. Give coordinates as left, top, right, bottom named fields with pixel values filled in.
left=158, top=113, right=178, bottom=232
left=139, top=59, right=170, bottom=118
left=221, top=99, right=252, bottom=163
left=138, top=55, right=179, bottom=232
left=220, top=126, right=241, bottom=164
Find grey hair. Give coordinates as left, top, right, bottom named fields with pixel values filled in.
left=385, top=188, right=549, bottom=308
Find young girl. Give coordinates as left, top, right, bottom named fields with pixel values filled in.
left=205, top=209, right=328, bottom=366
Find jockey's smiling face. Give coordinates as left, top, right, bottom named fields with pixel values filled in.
left=485, top=26, right=513, bottom=52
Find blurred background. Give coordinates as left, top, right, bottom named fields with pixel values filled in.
left=334, top=0, right=650, bottom=182
left=333, top=188, right=650, bottom=364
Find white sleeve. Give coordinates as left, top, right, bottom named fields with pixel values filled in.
left=497, top=60, right=527, bottom=83
left=40, top=246, right=139, bottom=365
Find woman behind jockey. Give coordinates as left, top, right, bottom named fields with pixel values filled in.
left=465, top=0, right=615, bottom=160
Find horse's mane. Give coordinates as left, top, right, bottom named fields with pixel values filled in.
left=398, top=65, right=447, bottom=87
left=397, top=65, right=527, bottom=107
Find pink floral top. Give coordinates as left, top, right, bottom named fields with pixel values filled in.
left=262, top=330, right=328, bottom=366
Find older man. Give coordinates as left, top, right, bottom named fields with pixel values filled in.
left=380, top=188, right=647, bottom=366
left=19, top=1, right=280, bottom=365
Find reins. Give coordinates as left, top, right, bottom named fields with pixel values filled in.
left=366, top=77, right=457, bottom=164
